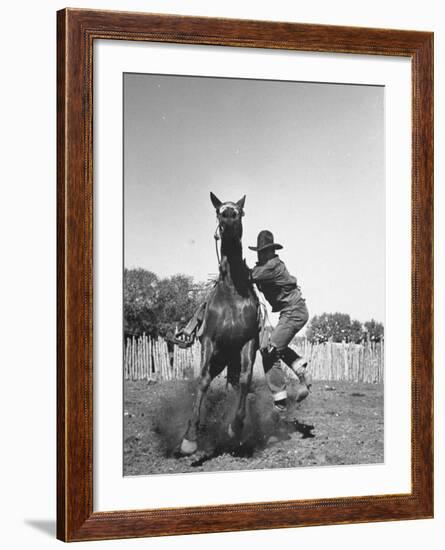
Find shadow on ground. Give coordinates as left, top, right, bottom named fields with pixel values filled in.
left=124, top=378, right=384, bottom=475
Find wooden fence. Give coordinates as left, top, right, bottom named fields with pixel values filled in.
left=292, top=339, right=384, bottom=384
left=124, top=335, right=201, bottom=382
left=124, top=334, right=384, bottom=384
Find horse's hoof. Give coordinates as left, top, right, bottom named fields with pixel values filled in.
left=179, top=438, right=198, bottom=455
left=227, top=424, right=235, bottom=439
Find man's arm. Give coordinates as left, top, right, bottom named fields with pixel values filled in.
left=251, top=262, right=277, bottom=284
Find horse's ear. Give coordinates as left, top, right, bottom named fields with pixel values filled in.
left=210, top=192, right=222, bottom=210
left=236, top=195, right=246, bottom=210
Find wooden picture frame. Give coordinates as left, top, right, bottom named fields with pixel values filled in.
left=57, top=8, right=433, bottom=542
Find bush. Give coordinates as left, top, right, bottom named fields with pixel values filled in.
left=123, top=268, right=210, bottom=339
left=306, top=312, right=383, bottom=344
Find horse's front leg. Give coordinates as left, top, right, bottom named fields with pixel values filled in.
left=179, top=339, right=213, bottom=455
left=229, top=339, right=257, bottom=439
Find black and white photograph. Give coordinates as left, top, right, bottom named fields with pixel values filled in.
left=123, top=73, right=385, bottom=476
left=1, top=0, right=439, bottom=547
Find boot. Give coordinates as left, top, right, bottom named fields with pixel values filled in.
left=290, top=357, right=311, bottom=402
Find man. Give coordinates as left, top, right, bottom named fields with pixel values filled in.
left=249, top=230, right=311, bottom=412
left=175, top=230, right=311, bottom=412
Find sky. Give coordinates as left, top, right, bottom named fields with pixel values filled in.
left=124, top=73, right=385, bottom=323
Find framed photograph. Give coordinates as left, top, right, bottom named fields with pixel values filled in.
left=57, top=8, right=433, bottom=542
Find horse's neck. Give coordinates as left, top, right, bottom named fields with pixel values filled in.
left=221, top=235, right=242, bottom=260
left=220, top=237, right=246, bottom=289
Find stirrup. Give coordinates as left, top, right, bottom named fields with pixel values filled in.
left=273, top=399, right=288, bottom=415
left=172, top=331, right=195, bottom=348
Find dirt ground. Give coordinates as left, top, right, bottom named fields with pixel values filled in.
left=123, top=376, right=384, bottom=476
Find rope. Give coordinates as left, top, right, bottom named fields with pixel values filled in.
left=253, top=284, right=272, bottom=329
left=259, top=300, right=272, bottom=328
left=214, top=224, right=221, bottom=268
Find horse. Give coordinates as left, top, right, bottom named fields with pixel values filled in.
left=179, top=192, right=260, bottom=455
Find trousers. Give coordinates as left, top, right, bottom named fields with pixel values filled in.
left=261, top=298, right=309, bottom=400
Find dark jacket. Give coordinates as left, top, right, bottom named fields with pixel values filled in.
left=251, top=255, right=302, bottom=312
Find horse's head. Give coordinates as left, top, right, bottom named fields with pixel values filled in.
left=210, top=192, right=246, bottom=240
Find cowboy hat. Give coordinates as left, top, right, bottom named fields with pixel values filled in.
left=248, top=230, right=283, bottom=251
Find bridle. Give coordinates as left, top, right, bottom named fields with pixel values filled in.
left=213, top=204, right=244, bottom=270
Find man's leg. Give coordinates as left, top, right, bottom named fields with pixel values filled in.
left=270, top=300, right=311, bottom=402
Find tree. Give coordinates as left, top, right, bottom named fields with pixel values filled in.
left=306, top=312, right=349, bottom=343
left=350, top=319, right=364, bottom=344
left=306, top=312, right=365, bottom=343
left=123, top=268, right=209, bottom=339
left=364, top=319, right=384, bottom=342
left=123, top=268, right=158, bottom=338
left=306, top=313, right=384, bottom=344
left=154, top=274, right=204, bottom=340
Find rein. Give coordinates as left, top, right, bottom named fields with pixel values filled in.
left=214, top=224, right=222, bottom=268
left=257, top=292, right=272, bottom=328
